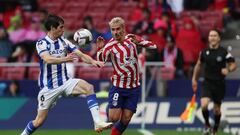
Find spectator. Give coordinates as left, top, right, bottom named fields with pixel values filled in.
left=4, top=80, right=24, bottom=97
left=24, top=16, right=45, bottom=41
left=151, top=0, right=172, bottom=19
left=0, top=23, right=13, bottom=58
left=160, top=12, right=177, bottom=37
left=8, top=15, right=25, bottom=44
left=81, top=16, right=101, bottom=54
left=132, top=8, right=154, bottom=35
left=149, top=19, right=167, bottom=52
left=176, top=17, right=205, bottom=74
left=159, top=35, right=185, bottom=78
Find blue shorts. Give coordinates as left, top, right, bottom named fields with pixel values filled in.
left=108, top=86, right=140, bottom=113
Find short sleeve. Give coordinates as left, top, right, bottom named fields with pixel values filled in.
left=225, top=52, right=235, bottom=63
left=36, top=40, right=48, bottom=56
left=61, top=37, right=77, bottom=53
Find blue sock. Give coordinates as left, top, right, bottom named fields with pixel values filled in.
left=24, top=121, right=37, bottom=134
left=115, top=121, right=128, bottom=133
left=86, top=94, right=99, bottom=109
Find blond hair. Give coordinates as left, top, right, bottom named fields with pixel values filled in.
left=109, top=17, right=125, bottom=28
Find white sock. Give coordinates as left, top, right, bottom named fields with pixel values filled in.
left=21, top=129, right=29, bottom=135
left=89, top=106, right=101, bottom=123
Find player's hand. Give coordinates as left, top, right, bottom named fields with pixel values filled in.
left=221, top=68, right=229, bottom=76
left=96, top=36, right=105, bottom=50
left=127, top=34, right=141, bottom=45
left=92, top=60, right=104, bottom=68
left=192, top=79, right=198, bottom=93
left=67, top=53, right=79, bottom=62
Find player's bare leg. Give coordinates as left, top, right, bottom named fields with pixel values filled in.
left=21, top=110, right=49, bottom=135
left=110, top=109, right=134, bottom=135
left=72, top=80, right=113, bottom=133
left=201, top=97, right=211, bottom=135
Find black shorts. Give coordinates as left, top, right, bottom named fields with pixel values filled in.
left=201, top=79, right=226, bottom=104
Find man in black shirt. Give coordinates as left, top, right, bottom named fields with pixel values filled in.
left=192, top=29, right=237, bottom=135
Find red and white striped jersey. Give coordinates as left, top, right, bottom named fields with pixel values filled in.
left=97, top=35, right=157, bottom=89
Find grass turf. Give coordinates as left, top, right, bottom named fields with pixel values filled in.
left=0, top=129, right=231, bottom=135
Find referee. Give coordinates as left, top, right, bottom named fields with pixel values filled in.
left=192, top=29, right=237, bottom=135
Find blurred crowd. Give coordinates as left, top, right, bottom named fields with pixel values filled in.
left=0, top=0, right=240, bottom=87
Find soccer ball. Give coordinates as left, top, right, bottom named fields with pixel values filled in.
left=73, top=28, right=93, bottom=47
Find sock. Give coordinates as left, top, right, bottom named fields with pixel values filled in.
left=115, top=121, right=128, bottom=133
left=86, top=94, right=100, bottom=123
left=202, top=109, right=210, bottom=127
left=214, top=114, right=221, bottom=131
left=21, top=121, right=37, bottom=135
left=110, top=126, right=121, bottom=135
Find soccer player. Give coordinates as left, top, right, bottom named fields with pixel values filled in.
left=192, top=29, right=237, bottom=135
left=20, top=14, right=113, bottom=135
left=96, top=17, right=157, bottom=135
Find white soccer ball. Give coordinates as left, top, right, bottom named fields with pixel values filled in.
left=73, top=28, right=93, bottom=47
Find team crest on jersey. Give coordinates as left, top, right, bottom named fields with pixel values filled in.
left=206, top=51, right=210, bottom=55
left=217, top=56, right=222, bottom=62
left=112, top=100, right=118, bottom=106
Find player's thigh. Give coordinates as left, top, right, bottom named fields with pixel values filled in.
left=108, top=108, right=122, bottom=122
left=123, top=87, right=140, bottom=113
left=38, top=87, right=63, bottom=110
left=212, top=81, right=225, bottom=105
left=121, top=109, right=134, bottom=124
left=108, top=86, right=123, bottom=108
left=63, top=78, right=93, bottom=96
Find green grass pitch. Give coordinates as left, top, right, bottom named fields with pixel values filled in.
left=0, top=129, right=231, bottom=135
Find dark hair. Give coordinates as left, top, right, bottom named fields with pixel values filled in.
left=44, top=14, right=64, bottom=31
left=209, top=28, right=221, bottom=38
left=166, top=34, right=175, bottom=43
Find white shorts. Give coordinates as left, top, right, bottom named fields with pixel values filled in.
left=37, top=78, right=80, bottom=110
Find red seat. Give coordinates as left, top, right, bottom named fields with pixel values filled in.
left=28, top=67, right=40, bottom=80
left=0, top=57, right=7, bottom=63
left=77, top=66, right=101, bottom=79
left=2, top=67, right=26, bottom=80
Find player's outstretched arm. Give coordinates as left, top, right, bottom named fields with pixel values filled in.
left=41, top=52, right=74, bottom=64
left=73, top=49, right=104, bottom=68
left=127, top=34, right=157, bottom=49
left=192, top=58, right=202, bottom=93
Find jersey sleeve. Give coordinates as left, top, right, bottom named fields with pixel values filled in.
left=97, top=44, right=112, bottom=62
left=61, top=37, right=77, bottom=53
left=36, top=40, right=49, bottom=56
left=128, top=34, right=157, bottom=49
left=225, top=52, right=235, bottom=63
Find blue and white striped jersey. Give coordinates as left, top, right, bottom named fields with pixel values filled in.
left=36, top=35, right=77, bottom=89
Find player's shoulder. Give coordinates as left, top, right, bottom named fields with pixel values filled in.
left=105, top=38, right=118, bottom=48
left=36, top=37, right=48, bottom=46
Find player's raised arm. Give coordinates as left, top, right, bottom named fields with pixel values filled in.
left=127, top=34, right=157, bottom=49
left=96, top=36, right=113, bottom=62
left=73, top=49, right=104, bottom=68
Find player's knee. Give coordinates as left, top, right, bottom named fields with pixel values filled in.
left=108, top=115, right=120, bottom=123
left=213, top=107, right=221, bottom=114
left=121, top=116, right=132, bottom=124
left=201, top=105, right=208, bottom=111
left=85, top=84, right=94, bottom=95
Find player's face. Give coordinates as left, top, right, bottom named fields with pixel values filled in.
left=52, top=23, right=64, bottom=38
left=110, top=23, right=125, bottom=41
left=208, top=30, right=220, bottom=47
